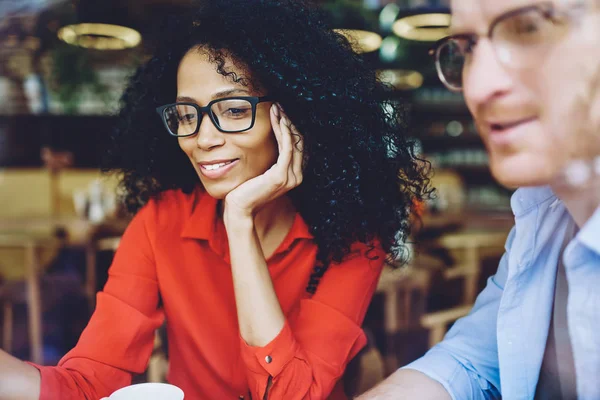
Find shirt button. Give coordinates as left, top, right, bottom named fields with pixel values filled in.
left=239, top=396, right=244, bottom=399
left=265, top=355, right=273, bottom=364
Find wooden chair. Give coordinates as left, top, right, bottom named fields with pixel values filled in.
left=416, top=230, right=508, bottom=348
left=420, top=304, right=472, bottom=348
left=375, top=259, right=437, bottom=374
left=371, top=232, right=507, bottom=372
left=84, top=236, right=121, bottom=311
left=433, top=230, right=508, bottom=305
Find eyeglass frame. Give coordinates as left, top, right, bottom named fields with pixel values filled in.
left=156, top=95, right=273, bottom=137
left=428, top=1, right=590, bottom=91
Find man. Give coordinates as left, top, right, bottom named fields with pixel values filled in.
left=359, top=0, right=600, bottom=398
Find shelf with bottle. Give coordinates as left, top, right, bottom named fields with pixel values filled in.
left=427, top=149, right=489, bottom=169
left=411, top=88, right=471, bottom=116
left=425, top=184, right=512, bottom=215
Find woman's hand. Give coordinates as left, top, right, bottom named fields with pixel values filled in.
left=224, top=103, right=304, bottom=223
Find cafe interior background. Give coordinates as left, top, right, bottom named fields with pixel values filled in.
left=0, top=0, right=514, bottom=395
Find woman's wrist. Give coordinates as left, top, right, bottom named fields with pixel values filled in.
left=223, top=204, right=255, bottom=234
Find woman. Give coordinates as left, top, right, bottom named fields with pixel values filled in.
left=0, top=0, right=430, bottom=399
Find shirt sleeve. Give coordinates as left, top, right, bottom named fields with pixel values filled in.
left=239, top=241, right=385, bottom=400
left=28, top=201, right=165, bottom=400
left=402, top=227, right=516, bottom=400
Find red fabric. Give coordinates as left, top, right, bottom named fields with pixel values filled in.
left=31, top=188, right=385, bottom=400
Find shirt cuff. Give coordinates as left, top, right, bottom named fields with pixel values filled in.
left=240, top=320, right=299, bottom=377
left=26, top=363, right=96, bottom=400
left=403, top=346, right=487, bottom=400
left=239, top=300, right=367, bottom=378
left=292, top=299, right=366, bottom=368
left=26, top=361, right=130, bottom=400
left=25, top=363, right=63, bottom=400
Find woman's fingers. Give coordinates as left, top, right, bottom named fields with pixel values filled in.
left=287, top=117, right=304, bottom=184
left=270, top=104, right=283, bottom=153
left=278, top=113, right=294, bottom=173
left=270, top=103, right=303, bottom=191
left=279, top=107, right=305, bottom=187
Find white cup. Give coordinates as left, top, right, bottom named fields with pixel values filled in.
left=100, top=383, right=184, bottom=400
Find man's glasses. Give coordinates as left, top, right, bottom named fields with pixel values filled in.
left=430, top=1, right=588, bottom=91
left=156, top=96, right=272, bottom=137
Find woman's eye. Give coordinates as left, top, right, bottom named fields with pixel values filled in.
left=225, top=108, right=250, bottom=117
left=180, top=114, right=196, bottom=123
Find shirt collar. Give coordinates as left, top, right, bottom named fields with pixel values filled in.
left=577, top=205, right=600, bottom=256
left=181, top=186, right=218, bottom=240
left=510, top=185, right=600, bottom=256
left=180, top=186, right=314, bottom=260
left=510, top=186, right=557, bottom=217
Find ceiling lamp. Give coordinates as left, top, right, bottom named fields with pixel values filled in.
left=378, top=69, right=424, bottom=90
left=334, top=29, right=383, bottom=53
left=58, top=23, right=141, bottom=50
left=392, top=13, right=451, bottom=42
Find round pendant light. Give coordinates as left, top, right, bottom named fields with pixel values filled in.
left=392, top=13, right=451, bottom=42
left=57, top=23, right=141, bottom=50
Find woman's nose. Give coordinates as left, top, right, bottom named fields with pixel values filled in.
left=195, top=113, right=226, bottom=150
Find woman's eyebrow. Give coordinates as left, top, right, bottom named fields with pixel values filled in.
left=175, top=89, right=250, bottom=104
left=210, top=88, right=250, bottom=100
left=175, top=95, right=198, bottom=103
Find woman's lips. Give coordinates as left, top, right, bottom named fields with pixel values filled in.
left=198, top=159, right=239, bottom=179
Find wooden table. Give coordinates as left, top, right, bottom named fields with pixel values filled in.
left=0, top=216, right=129, bottom=297
left=0, top=217, right=129, bottom=246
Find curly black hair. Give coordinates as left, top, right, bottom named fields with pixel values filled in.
left=103, top=0, right=432, bottom=271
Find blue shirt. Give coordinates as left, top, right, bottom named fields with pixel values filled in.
left=405, top=186, right=600, bottom=400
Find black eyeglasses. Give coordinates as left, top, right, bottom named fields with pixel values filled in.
left=429, top=1, right=589, bottom=91
left=156, top=96, right=273, bottom=137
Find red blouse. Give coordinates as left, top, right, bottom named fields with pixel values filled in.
left=33, top=188, right=385, bottom=399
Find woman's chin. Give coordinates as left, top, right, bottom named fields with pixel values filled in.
left=198, top=181, right=230, bottom=200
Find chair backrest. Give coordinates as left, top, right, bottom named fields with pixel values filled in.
left=85, top=236, right=122, bottom=309
left=435, top=230, right=508, bottom=304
